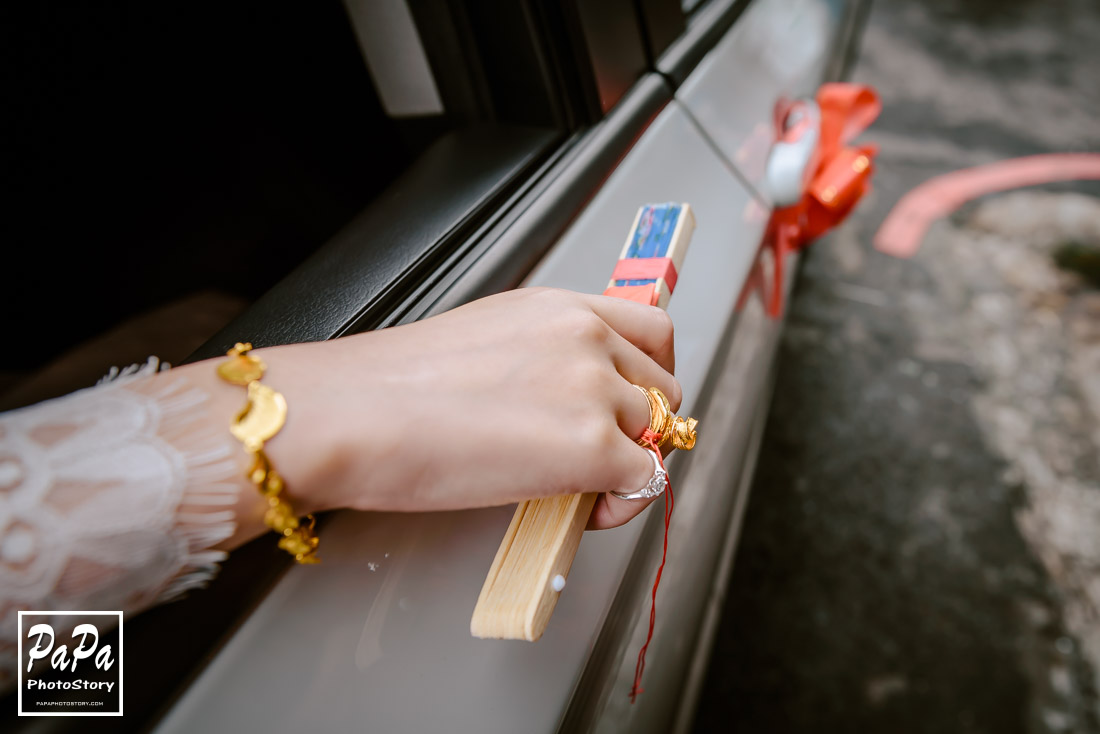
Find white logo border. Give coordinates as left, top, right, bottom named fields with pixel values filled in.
left=17, top=610, right=124, bottom=717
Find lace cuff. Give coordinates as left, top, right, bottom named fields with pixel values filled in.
left=0, top=358, right=241, bottom=688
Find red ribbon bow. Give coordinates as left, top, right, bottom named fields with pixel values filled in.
left=739, top=83, right=881, bottom=317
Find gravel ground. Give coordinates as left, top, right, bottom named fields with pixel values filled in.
left=693, top=1, right=1100, bottom=732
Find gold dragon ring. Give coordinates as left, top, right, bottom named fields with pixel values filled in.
left=670, top=415, right=698, bottom=451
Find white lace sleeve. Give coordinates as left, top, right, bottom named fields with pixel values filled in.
left=0, top=358, right=241, bottom=689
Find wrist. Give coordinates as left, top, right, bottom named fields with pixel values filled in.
left=252, top=336, right=406, bottom=516
left=250, top=341, right=347, bottom=516
left=169, top=343, right=334, bottom=552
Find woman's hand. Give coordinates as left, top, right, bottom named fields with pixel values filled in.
left=180, top=288, right=682, bottom=544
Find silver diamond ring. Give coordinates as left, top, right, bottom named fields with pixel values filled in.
left=610, top=448, right=667, bottom=501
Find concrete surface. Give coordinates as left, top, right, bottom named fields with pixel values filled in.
left=693, top=0, right=1100, bottom=732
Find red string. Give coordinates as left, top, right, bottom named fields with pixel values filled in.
left=629, top=429, right=674, bottom=703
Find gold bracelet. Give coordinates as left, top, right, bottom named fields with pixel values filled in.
left=217, top=342, right=320, bottom=564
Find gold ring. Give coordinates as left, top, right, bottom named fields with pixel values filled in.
left=632, top=385, right=698, bottom=451
left=633, top=384, right=663, bottom=440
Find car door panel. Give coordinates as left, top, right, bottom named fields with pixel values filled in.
left=677, top=0, right=843, bottom=203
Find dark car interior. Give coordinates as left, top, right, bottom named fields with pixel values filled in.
left=6, top=3, right=403, bottom=396
left=3, top=0, right=673, bottom=410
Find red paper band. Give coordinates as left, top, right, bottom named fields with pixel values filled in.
left=602, top=284, right=659, bottom=306
left=610, top=257, right=680, bottom=293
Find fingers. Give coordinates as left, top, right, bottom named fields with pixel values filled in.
left=580, top=293, right=676, bottom=375
left=611, top=379, right=654, bottom=442
left=587, top=438, right=666, bottom=530
left=592, top=345, right=680, bottom=530
left=511, top=288, right=683, bottom=530
left=604, top=330, right=683, bottom=414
